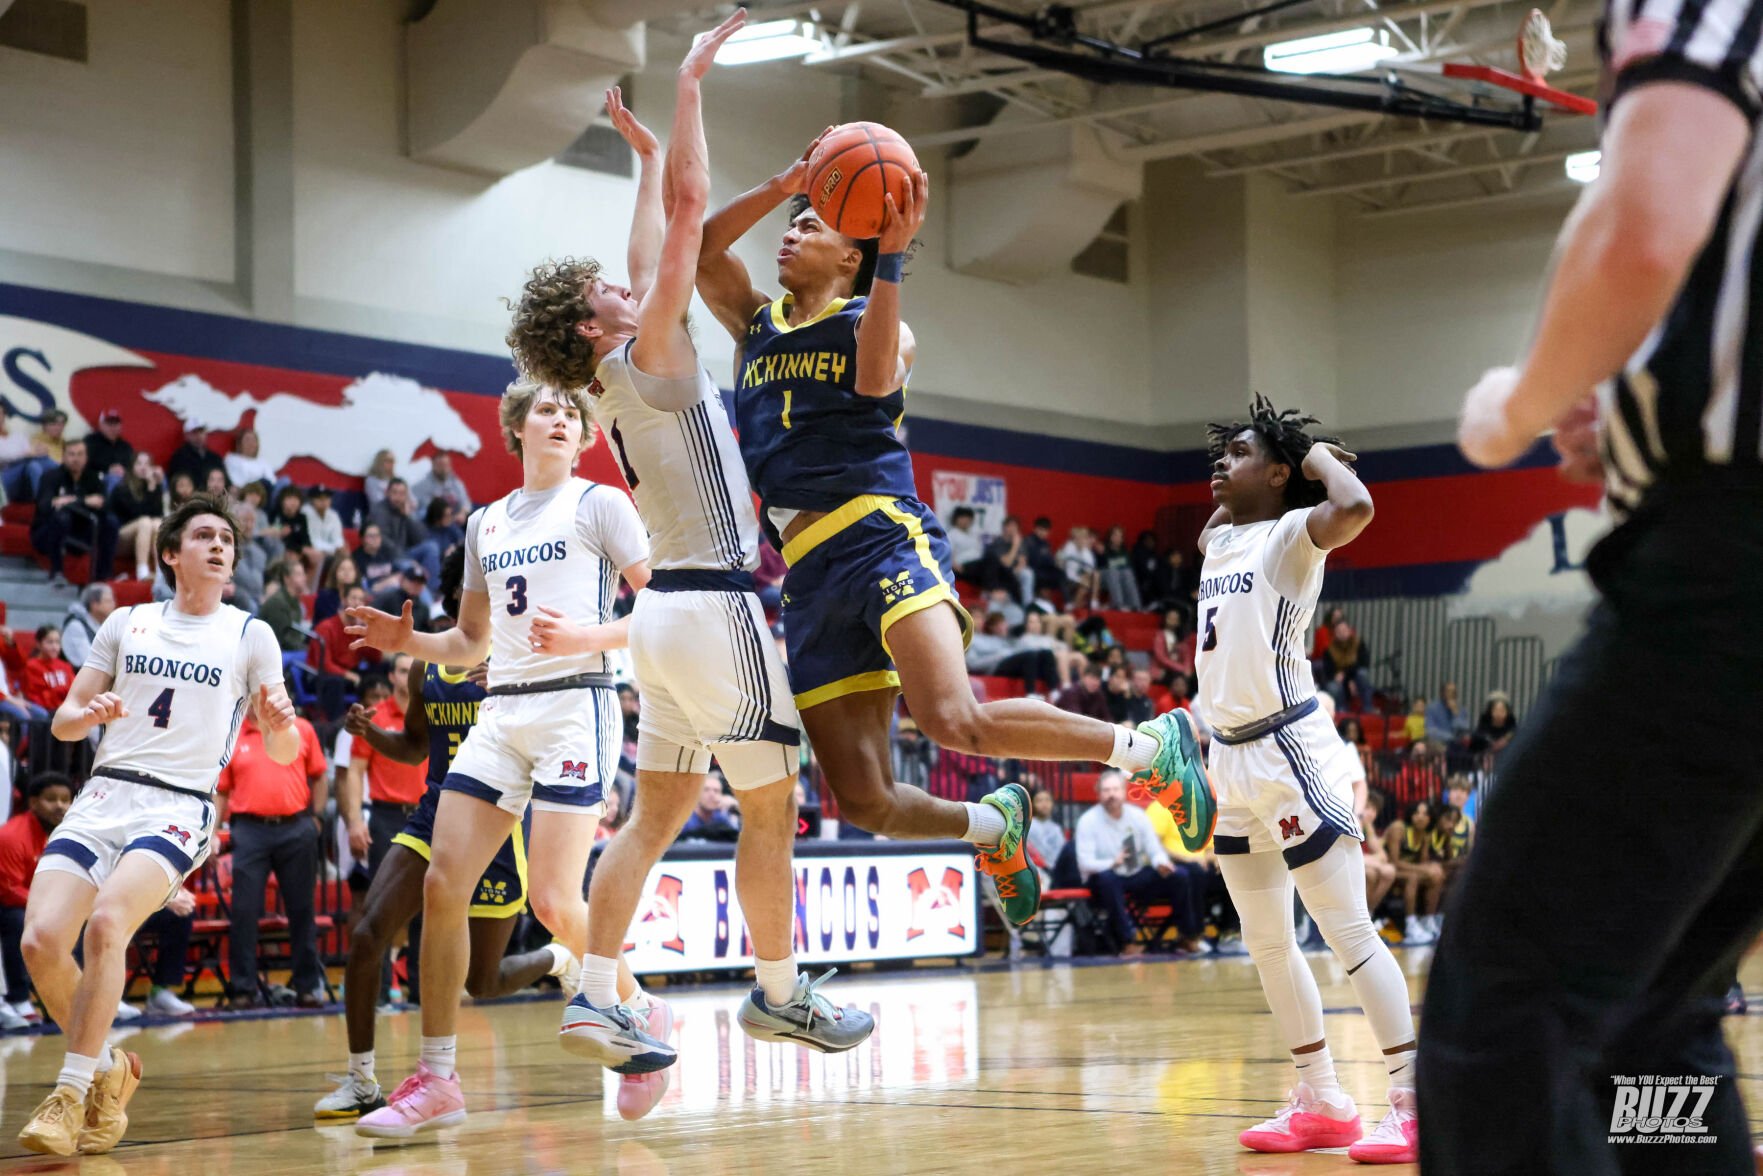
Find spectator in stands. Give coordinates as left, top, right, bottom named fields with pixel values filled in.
left=363, top=448, right=397, bottom=513
left=265, top=485, right=313, bottom=572
left=231, top=508, right=267, bottom=613
left=224, top=427, right=275, bottom=493
left=167, top=421, right=224, bottom=490
left=1054, top=665, right=1110, bottom=722
left=83, top=409, right=133, bottom=479
left=368, top=478, right=440, bottom=587
left=373, top=564, right=433, bottom=633
left=980, top=587, right=1025, bottom=632
left=1320, top=619, right=1375, bottom=712
left=109, top=450, right=166, bottom=582
left=32, top=410, right=67, bottom=466
left=1099, top=644, right=1130, bottom=682
left=352, top=522, right=401, bottom=596
left=1152, top=547, right=1197, bottom=609
left=259, top=557, right=312, bottom=653
left=1432, top=802, right=1473, bottom=895
left=1391, top=741, right=1445, bottom=805
left=411, top=452, right=471, bottom=517
left=1446, top=773, right=1478, bottom=824
left=1057, top=525, right=1101, bottom=610
left=1026, top=786, right=1065, bottom=875
left=1426, top=681, right=1473, bottom=753
left=1165, top=671, right=1194, bottom=712
left=892, top=716, right=936, bottom=789
left=32, top=437, right=118, bottom=586
left=1386, top=800, right=1444, bottom=945
left=988, top=515, right=1034, bottom=604
left=1017, top=610, right=1083, bottom=688
left=966, top=612, right=1060, bottom=697
left=22, top=627, right=74, bottom=715
left=0, top=649, right=43, bottom=729
left=1025, top=588, right=1078, bottom=642
left=203, top=466, right=230, bottom=501
left=1077, top=771, right=1201, bottom=955
left=1097, top=525, right=1142, bottom=611
left=1404, top=697, right=1428, bottom=744
left=129, top=886, right=199, bottom=1017
left=946, top=506, right=986, bottom=585
left=595, top=784, right=625, bottom=843
left=1150, top=607, right=1195, bottom=686
left=1471, top=692, right=1518, bottom=760
left=1145, top=796, right=1225, bottom=944
left=424, top=499, right=465, bottom=559
left=0, top=411, right=53, bottom=504
left=313, top=584, right=380, bottom=718
left=301, top=485, right=346, bottom=571
left=167, top=470, right=196, bottom=513
left=342, top=654, right=427, bottom=901
left=0, top=717, right=15, bottom=806
left=218, top=707, right=329, bottom=1007
left=1024, top=516, right=1062, bottom=599
left=0, top=772, right=72, bottom=1030
left=60, top=582, right=114, bottom=669
left=314, top=553, right=362, bottom=624
left=1360, top=796, right=1397, bottom=914
left=1312, top=606, right=1346, bottom=662
left=679, top=776, right=740, bottom=840
left=1337, top=715, right=1372, bottom=777
left=1106, top=668, right=1154, bottom=727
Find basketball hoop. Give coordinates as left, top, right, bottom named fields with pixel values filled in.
left=1517, top=8, right=1568, bottom=82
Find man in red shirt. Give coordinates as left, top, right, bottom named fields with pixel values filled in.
left=0, top=773, right=73, bottom=1029
left=313, top=585, right=380, bottom=721
left=217, top=712, right=329, bottom=1009
left=343, top=654, right=427, bottom=875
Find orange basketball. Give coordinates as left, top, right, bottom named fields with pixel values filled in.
left=805, top=122, right=920, bottom=240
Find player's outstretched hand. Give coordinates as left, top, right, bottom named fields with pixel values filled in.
left=605, top=86, right=658, bottom=158
left=83, top=692, right=126, bottom=727
left=681, top=8, right=745, bottom=82
left=878, top=168, right=930, bottom=254
left=467, top=661, right=490, bottom=690
left=1553, top=394, right=1603, bottom=483
left=258, top=683, right=296, bottom=733
left=342, top=703, right=373, bottom=738
left=778, top=127, right=833, bottom=195
left=1458, top=365, right=1529, bottom=468
left=345, top=600, right=415, bottom=654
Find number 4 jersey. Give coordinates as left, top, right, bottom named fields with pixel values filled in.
left=1193, top=508, right=1329, bottom=731
left=83, top=602, right=285, bottom=795
left=462, top=477, right=650, bottom=690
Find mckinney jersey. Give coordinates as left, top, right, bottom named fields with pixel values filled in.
left=589, top=341, right=758, bottom=573
left=463, top=477, right=649, bottom=689
left=735, top=294, right=917, bottom=518
left=1193, top=510, right=1328, bottom=731
left=421, top=662, right=485, bottom=785
left=1595, top=0, right=1763, bottom=519
left=83, top=602, right=283, bottom=795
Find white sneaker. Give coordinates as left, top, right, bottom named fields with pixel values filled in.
left=147, top=987, right=196, bottom=1017
left=0, top=1005, right=26, bottom=1031
left=1403, top=916, right=1435, bottom=946
left=114, top=998, right=142, bottom=1022
left=1424, top=913, right=1443, bottom=937
left=545, top=942, right=580, bottom=992
left=1348, top=1087, right=1419, bottom=1164
left=10, top=1001, right=39, bottom=1023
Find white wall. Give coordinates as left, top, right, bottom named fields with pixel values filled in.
left=1245, top=174, right=1338, bottom=425
left=0, top=0, right=234, bottom=282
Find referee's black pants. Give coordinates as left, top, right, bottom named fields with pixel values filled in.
left=1420, top=498, right=1763, bottom=1175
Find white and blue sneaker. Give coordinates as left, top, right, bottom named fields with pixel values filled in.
left=559, top=994, right=677, bottom=1074
left=736, top=969, right=875, bottom=1054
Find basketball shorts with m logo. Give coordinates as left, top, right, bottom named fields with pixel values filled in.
left=1209, top=705, right=1364, bottom=867
left=778, top=494, right=973, bottom=710
left=442, top=685, right=617, bottom=817
left=393, top=780, right=531, bottom=918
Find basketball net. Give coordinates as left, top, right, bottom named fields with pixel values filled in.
left=1516, top=8, right=1568, bottom=82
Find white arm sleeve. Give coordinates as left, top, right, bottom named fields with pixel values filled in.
left=1262, top=508, right=1328, bottom=602
left=242, top=618, right=284, bottom=697
left=614, top=342, right=706, bottom=414
left=83, top=608, right=129, bottom=677
left=578, top=486, right=651, bottom=572
left=461, top=508, right=487, bottom=593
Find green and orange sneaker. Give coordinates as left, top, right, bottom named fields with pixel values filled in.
left=1132, top=711, right=1217, bottom=852
left=975, top=783, right=1041, bottom=925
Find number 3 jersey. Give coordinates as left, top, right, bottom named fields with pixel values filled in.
left=1193, top=508, right=1329, bottom=731
left=83, top=602, right=284, bottom=795
left=462, top=476, right=650, bottom=690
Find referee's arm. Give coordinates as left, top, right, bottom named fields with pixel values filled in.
left=1458, top=6, right=1758, bottom=467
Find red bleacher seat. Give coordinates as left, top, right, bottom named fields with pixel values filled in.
left=342, top=527, right=359, bottom=550
left=13, top=631, right=36, bottom=659
left=0, top=504, right=30, bottom=526
left=1067, top=770, right=1102, bottom=805
left=974, top=674, right=1024, bottom=701
left=0, top=523, right=29, bottom=559
left=1360, top=713, right=1387, bottom=750
left=111, top=579, right=152, bottom=606
left=1075, top=609, right=1159, bottom=651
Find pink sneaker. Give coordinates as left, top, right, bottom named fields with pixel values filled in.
left=1349, top=1087, right=1417, bottom=1164
left=354, top=1062, right=466, bottom=1139
left=617, top=997, right=675, bottom=1122
left=1239, top=1082, right=1362, bottom=1153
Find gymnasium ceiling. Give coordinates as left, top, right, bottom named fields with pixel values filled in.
left=659, top=0, right=1602, bottom=216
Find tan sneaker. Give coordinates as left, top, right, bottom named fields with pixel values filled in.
left=17, top=1084, right=86, bottom=1155
left=78, top=1047, right=142, bottom=1154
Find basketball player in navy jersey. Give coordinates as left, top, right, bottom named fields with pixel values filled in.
left=313, top=547, right=579, bottom=1123
left=693, top=137, right=1210, bottom=925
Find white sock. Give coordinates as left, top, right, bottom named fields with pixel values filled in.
left=963, top=802, right=1008, bottom=848
left=580, top=953, right=620, bottom=1007
left=1385, top=1047, right=1416, bottom=1091
left=544, top=941, right=577, bottom=978
left=1293, top=1045, right=1341, bottom=1098
left=627, top=984, right=650, bottom=1010
left=350, top=1050, right=376, bottom=1084
left=419, top=1035, right=457, bottom=1081
left=1105, top=725, right=1158, bottom=773
left=755, top=955, right=799, bottom=1007
left=56, top=1052, right=101, bottom=1099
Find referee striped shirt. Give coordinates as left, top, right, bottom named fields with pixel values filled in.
left=1596, top=0, right=1763, bottom=517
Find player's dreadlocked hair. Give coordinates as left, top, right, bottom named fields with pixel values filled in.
left=1206, top=394, right=1343, bottom=510
left=505, top=257, right=603, bottom=390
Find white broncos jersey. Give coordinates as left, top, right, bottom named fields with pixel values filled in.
left=85, top=602, right=283, bottom=795
left=589, top=341, right=759, bottom=574
left=463, top=476, right=650, bottom=689
left=1193, top=508, right=1329, bottom=732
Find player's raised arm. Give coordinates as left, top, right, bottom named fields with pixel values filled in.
left=1457, top=83, right=1748, bottom=468
left=342, top=658, right=431, bottom=766
left=853, top=170, right=927, bottom=397
left=630, top=11, right=745, bottom=382
left=1301, top=442, right=1374, bottom=551
left=606, top=86, right=663, bottom=302
left=346, top=588, right=491, bottom=667
left=697, top=133, right=825, bottom=342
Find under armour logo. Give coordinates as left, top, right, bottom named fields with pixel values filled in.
left=1279, top=815, right=1304, bottom=840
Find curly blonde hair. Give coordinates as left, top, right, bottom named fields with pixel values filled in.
left=506, top=257, right=604, bottom=390
left=499, top=380, right=595, bottom=460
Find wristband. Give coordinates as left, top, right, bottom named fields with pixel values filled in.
left=875, top=252, right=906, bottom=284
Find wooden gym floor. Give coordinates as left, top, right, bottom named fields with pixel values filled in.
left=3, top=949, right=1762, bottom=1175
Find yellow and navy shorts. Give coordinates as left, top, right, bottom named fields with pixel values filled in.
left=779, top=494, right=974, bottom=710
left=391, top=781, right=531, bottom=919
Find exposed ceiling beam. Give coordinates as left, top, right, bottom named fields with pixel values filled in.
left=921, top=67, right=1066, bottom=97
left=1297, top=144, right=1584, bottom=196
left=1119, top=111, right=1379, bottom=160
left=1360, top=180, right=1581, bottom=217
left=911, top=91, right=1205, bottom=147
left=1207, top=125, right=1502, bottom=175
